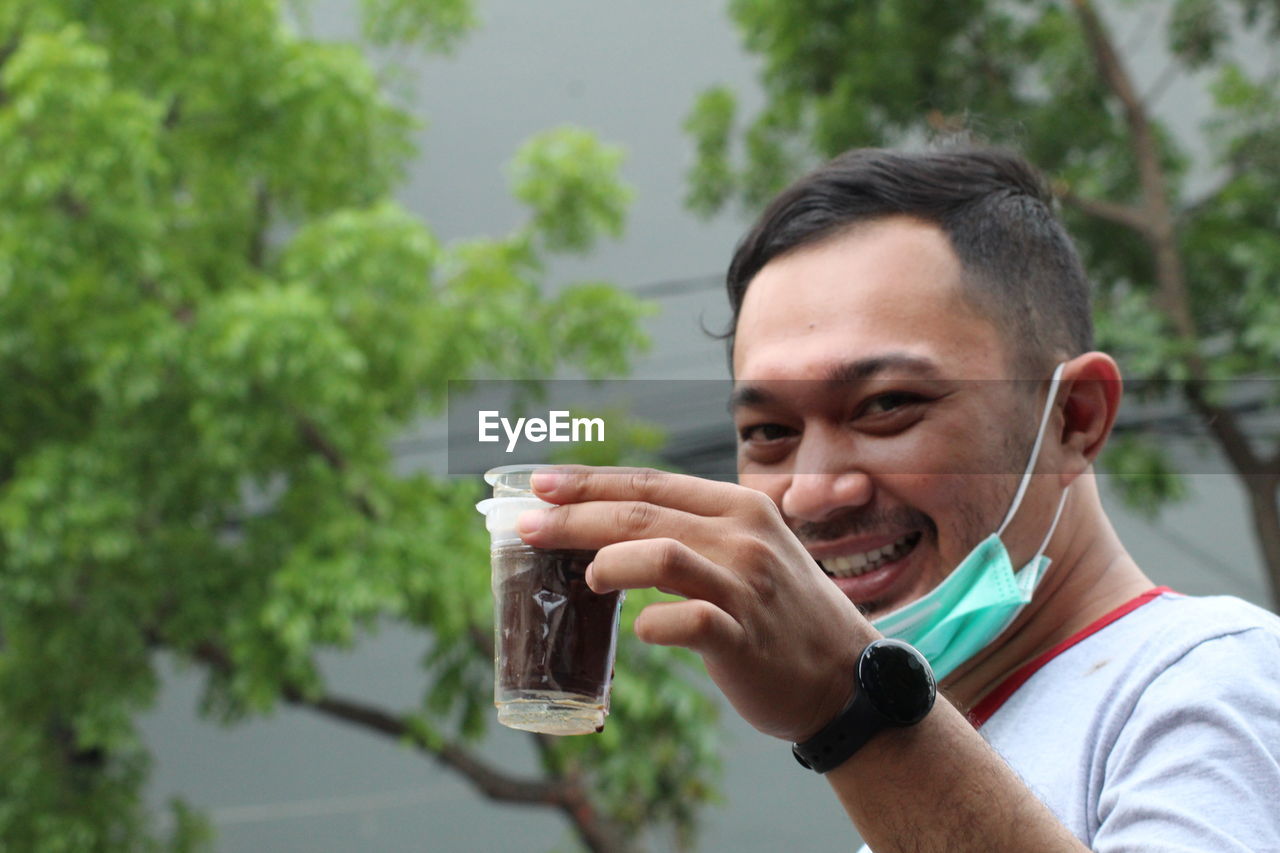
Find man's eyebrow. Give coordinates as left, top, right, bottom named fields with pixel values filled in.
left=728, top=384, right=774, bottom=412
left=729, top=353, right=941, bottom=412
left=823, top=353, right=941, bottom=383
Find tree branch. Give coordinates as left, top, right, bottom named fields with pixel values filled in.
left=289, top=690, right=633, bottom=851
left=1054, top=185, right=1151, bottom=236
left=1072, top=0, right=1184, bottom=303
left=293, top=411, right=347, bottom=473
left=248, top=182, right=270, bottom=270
left=1181, top=381, right=1264, bottom=475
left=178, top=636, right=631, bottom=852
left=57, top=190, right=89, bottom=219
left=185, top=639, right=570, bottom=805
left=155, top=296, right=376, bottom=520
left=50, top=717, right=108, bottom=785
left=469, top=624, right=495, bottom=659
left=291, top=409, right=378, bottom=519
left=1071, top=0, right=1261, bottom=475
left=1072, top=0, right=1153, bottom=163
left=285, top=687, right=575, bottom=806
left=0, top=31, right=20, bottom=107
left=163, top=95, right=183, bottom=130
left=0, top=33, right=18, bottom=66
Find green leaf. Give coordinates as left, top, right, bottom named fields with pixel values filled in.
left=0, top=2, right=704, bottom=848
left=683, top=86, right=739, bottom=216
left=360, top=0, right=477, bottom=53
left=1100, top=434, right=1189, bottom=518
left=510, top=126, right=632, bottom=254
left=1169, top=0, right=1227, bottom=68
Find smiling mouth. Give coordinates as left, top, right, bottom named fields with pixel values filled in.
left=818, top=531, right=922, bottom=579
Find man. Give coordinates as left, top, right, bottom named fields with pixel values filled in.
left=515, top=148, right=1280, bottom=850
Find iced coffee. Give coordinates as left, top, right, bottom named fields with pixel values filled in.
left=476, top=465, right=624, bottom=735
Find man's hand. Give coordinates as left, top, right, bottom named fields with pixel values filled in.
left=516, top=465, right=873, bottom=742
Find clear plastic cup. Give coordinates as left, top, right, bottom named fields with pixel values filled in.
left=476, top=465, right=624, bottom=735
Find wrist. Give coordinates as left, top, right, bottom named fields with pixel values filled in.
left=796, top=624, right=877, bottom=743
left=792, top=639, right=936, bottom=774
left=798, top=667, right=858, bottom=744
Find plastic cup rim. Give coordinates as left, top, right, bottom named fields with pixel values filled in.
left=484, top=463, right=555, bottom=486
left=475, top=495, right=549, bottom=515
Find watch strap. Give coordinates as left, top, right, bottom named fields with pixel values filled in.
left=791, top=685, right=883, bottom=773
left=791, top=638, right=935, bottom=774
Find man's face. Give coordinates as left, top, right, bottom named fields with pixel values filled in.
left=731, top=216, right=1034, bottom=618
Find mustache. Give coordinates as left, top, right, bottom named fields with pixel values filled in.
left=793, top=506, right=935, bottom=546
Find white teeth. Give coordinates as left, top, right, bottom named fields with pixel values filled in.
left=821, top=533, right=919, bottom=579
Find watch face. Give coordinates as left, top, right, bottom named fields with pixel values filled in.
left=860, top=639, right=937, bottom=725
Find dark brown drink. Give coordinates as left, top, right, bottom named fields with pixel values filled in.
left=493, top=545, right=623, bottom=703
left=478, top=465, right=626, bottom=735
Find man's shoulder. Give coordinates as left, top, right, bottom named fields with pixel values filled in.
left=1090, top=594, right=1280, bottom=851
left=981, top=589, right=1279, bottom=732
left=996, top=590, right=1280, bottom=730
left=1028, top=589, right=1280, bottom=699
left=1121, top=590, right=1280, bottom=655
left=1090, top=590, right=1280, bottom=698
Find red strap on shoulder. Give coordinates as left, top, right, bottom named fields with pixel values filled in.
left=967, top=586, right=1175, bottom=728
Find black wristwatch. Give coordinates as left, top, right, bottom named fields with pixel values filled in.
left=792, top=638, right=936, bottom=774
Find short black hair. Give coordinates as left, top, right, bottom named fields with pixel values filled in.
left=725, top=147, right=1093, bottom=376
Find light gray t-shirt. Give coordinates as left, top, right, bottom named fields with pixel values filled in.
left=976, top=589, right=1280, bottom=851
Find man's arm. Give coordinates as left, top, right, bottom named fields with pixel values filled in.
left=517, top=465, right=1088, bottom=853
left=829, top=699, right=1084, bottom=852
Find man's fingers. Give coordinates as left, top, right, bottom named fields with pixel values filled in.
left=530, top=465, right=774, bottom=520
left=518, top=499, right=701, bottom=551
left=589, top=538, right=743, bottom=611
left=632, top=599, right=744, bottom=653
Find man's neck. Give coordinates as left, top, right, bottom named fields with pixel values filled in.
left=941, top=474, right=1154, bottom=713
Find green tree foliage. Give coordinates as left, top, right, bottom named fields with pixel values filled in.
left=686, top=0, right=1280, bottom=609
left=0, top=1, right=719, bottom=850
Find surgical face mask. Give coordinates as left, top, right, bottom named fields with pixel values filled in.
left=871, top=363, right=1070, bottom=682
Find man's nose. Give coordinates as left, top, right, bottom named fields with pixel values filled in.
left=781, top=463, right=873, bottom=522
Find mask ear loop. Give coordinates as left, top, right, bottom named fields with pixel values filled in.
left=987, top=475, right=1071, bottom=644
left=1031, top=487, right=1070, bottom=564
left=997, top=362, right=1067, bottom=538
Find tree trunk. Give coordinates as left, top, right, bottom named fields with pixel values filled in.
left=1071, top=0, right=1278, bottom=613
left=1244, top=475, right=1280, bottom=612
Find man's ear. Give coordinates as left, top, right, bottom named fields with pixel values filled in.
left=1057, top=352, right=1122, bottom=485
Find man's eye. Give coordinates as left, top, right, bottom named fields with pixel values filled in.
left=861, top=392, right=923, bottom=416
left=739, top=423, right=796, bottom=442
